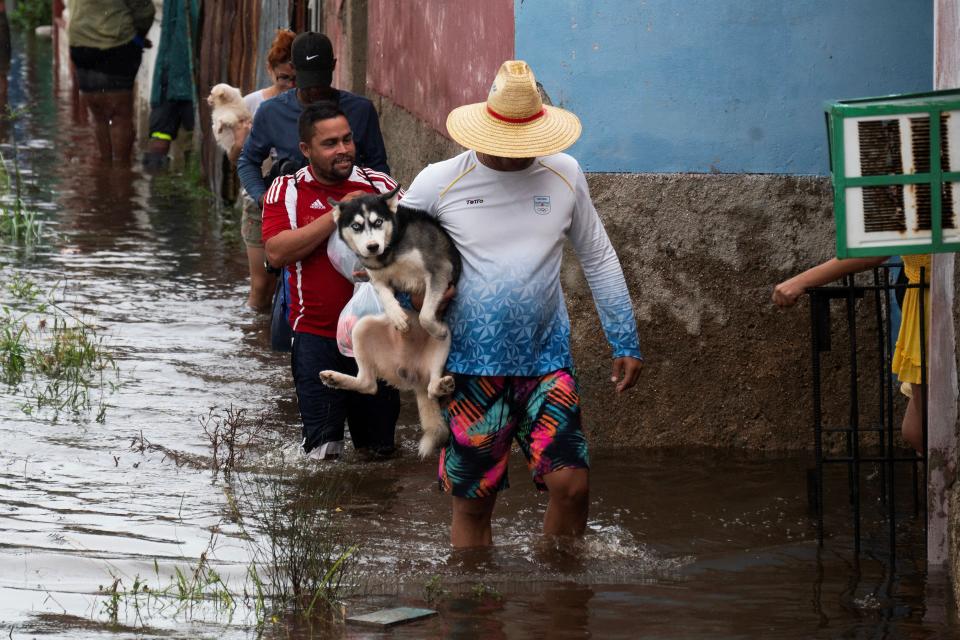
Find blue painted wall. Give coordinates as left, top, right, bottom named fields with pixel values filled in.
left=515, top=1, right=933, bottom=175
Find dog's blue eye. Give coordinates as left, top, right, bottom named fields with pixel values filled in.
left=351, top=223, right=362, bottom=231
left=373, top=219, right=383, bottom=228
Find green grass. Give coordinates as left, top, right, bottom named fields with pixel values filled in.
left=0, top=108, right=46, bottom=248
left=151, top=150, right=217, bottom=203
left=424, top=575, right=450, bottom=605
left=94, top=548, right=237, bottom=628
left=85, top=465, right=365, bottom=631
left=11, top=0, right=51, bottom=31
left=0, top=271, right=118, bottom=420
left=231, top=463, right=363, bottom=620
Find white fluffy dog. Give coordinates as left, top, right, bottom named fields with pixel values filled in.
left=206, top=83, right=251, bottom=153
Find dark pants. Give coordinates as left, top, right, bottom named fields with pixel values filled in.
left=70, top=41, right=143, bottom=92
left=291, top=331, right=399, bottom=454
left=148, top=99, right=195, bottom=141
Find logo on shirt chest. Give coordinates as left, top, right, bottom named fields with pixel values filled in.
left=533, top=196, right=551, bottom=215
left=310, top=199, right=326, bottom=210
left=465, top=197, right=484, bottom=205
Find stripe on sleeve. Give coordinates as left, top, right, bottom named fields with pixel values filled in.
left=284, top=176, right=298, bottom=229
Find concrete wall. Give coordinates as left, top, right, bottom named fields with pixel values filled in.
left=565, top=172, right=884, bottom=449
left=323, top=0, right=368, bottom=96
left=366, top=0, right=513, bottom=138
left=375, top=95, right=463, bottom=187
left=515, top=0, right=933, bottom=174
left=933, top=0, right=960, bottom=591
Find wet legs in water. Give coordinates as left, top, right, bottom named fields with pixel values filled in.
left=450, top=468, right=589, bottom=548
left=246, top=245, right=275, bottom=311
left=82, top=90, right=135, bottom=164
left=902, top=384, right=925, bottom=454
left=452, top=494, right=496, bottom=548
left=542, top=468, right=589, bottom=537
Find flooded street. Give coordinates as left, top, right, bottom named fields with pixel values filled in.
left=1, top=35, right=958, bottom=639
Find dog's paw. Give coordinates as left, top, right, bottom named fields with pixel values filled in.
left=319, top=370, right=344, bottom=388
left=418, top=424, right=450, bottom=459
left=417, top=437, right=434, bottom=459
left=428, top=375, right=455, bottom=399
left=387, top=308, right=410, bottom=333
left=420, top=318, right=449, bottom=341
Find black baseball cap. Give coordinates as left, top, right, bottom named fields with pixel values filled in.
left=291, top=32, right=335, bottom=89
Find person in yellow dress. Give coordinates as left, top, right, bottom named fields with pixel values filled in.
left=773, top=254, right=930, bottom=452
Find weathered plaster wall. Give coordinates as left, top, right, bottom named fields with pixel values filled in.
left=366, top=0, right=513, bottom=138
left=934, top=0, right=960, bottom=591
left=323, top=0, right=368, bottom=96
left=375, top=95, right=463, bottom=187
left=515, top=1, right=933, bottom=174
left=567, top=172, right=890, bottom=448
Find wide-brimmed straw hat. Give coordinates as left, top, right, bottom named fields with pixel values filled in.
left=446, top=60, right=581, bottom=158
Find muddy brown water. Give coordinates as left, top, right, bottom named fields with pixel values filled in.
left=1, top=35, right=958, bottom=639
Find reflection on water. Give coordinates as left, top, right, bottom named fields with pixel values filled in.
left=0, top=31, right=957, bottom=640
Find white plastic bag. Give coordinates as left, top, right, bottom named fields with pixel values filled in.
left=327, top=233, right=362, bottom=282
left=336, top=282, right=385, bottom=357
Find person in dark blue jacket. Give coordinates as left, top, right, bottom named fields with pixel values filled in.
left=237, top=31, right=390, bottom=209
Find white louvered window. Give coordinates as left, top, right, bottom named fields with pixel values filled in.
left=826, top=91, right=960, bottom=257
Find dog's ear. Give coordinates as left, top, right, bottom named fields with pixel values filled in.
left=327, top=198, right=340, bottom=222
left=381, top=186, right=401, bottom=212
left=208, top=85, right=224, bottom=105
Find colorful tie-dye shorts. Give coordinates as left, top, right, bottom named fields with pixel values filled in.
left=439, top=369, right=590, bottom=498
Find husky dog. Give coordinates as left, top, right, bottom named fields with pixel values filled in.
left=206, top=83, right=251, bottom=153
left=319, top=188, right=462, bottom=457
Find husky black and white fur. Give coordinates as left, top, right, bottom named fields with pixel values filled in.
left=319, top=187, right=462, bottom=457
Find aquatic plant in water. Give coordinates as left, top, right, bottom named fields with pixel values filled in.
left=0, top=271, right=118, bottom=420
left=0, top=109, right=46, bottom=248
left=199, top=404, right=268, bottom=478
left=424, top=575, right=450, bottom=605
left=151, top=151, right=217, bottom=203
left=82, top=462, right=363, bottom=632
left=230, top=461, right=362, bottom=626
left=93, top=540, right=238, bottom=629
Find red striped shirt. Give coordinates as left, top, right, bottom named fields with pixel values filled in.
left=261, top=165, right=401, bottom=338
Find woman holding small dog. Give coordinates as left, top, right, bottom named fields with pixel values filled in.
left=227, top=29, right=296, bottom=311
left=227, top=29, right=297, bottom=165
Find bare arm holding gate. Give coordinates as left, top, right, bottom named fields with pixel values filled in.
left=772, top=256, right=889, bottom=308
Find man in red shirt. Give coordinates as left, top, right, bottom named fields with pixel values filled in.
left=262, top=101, right=400, bottom=459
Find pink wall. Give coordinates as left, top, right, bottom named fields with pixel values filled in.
left=324, top=0, right=350, bottom=91
left=367, top=0, right=515, bottom=137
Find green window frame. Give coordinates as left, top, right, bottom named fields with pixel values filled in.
left=826, top=88, right=960, bottom=258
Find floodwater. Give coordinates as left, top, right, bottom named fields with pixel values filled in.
left=1, top=34, right=958, bottom=640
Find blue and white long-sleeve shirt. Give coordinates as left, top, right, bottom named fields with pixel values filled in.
left=401, top=150, right=642, bottom=376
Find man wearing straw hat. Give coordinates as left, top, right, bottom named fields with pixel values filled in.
left=402, top=60, right=643, bottom=547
